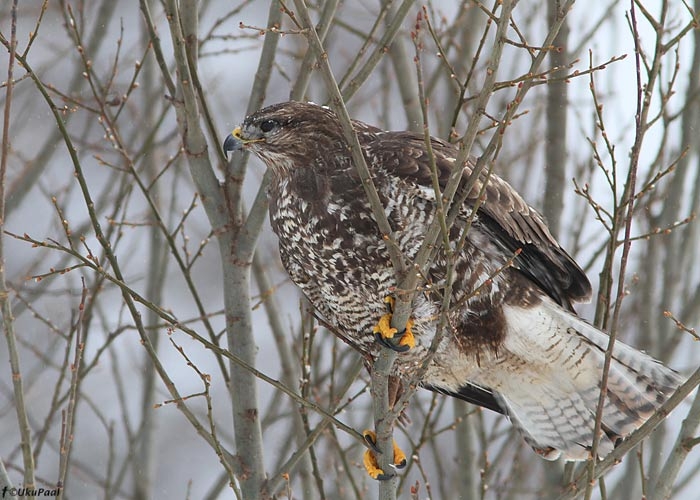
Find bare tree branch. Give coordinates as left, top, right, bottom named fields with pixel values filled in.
left=0, top=1, right=36, bottom=491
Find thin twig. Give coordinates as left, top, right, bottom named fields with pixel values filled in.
left=0, top=0, right=37, bottom=490
left=57, top=279, right=88, bottom=498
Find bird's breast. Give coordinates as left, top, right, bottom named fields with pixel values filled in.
left=269, top=177, right=398, bottom=335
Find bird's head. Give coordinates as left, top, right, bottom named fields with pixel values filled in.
left=222, top=101, right=346, bottom=169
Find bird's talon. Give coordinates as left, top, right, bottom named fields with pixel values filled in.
left=383, top=295, right=395, bottom=310
left=393, top=446, right=407, bottom=470
left=374, top=332, right=411, bottom=352
left=372, top=297, right=416, bottom=351
left=363, top=429, right=383, bottom=454
left=362, top=430, right=407, bottom=480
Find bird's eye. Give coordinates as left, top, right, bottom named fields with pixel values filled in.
left=259, top=119, right=278, bottom=133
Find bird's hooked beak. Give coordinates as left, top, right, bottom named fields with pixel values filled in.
left=222, top=126, right=263, bottom=158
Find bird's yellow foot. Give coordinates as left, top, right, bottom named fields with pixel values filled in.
left=372, top=296, right=415, bottom=352
left=362, top=430, right=407, bottom=481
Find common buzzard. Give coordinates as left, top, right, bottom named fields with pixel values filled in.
left=223, top=101, right=682, bottom=477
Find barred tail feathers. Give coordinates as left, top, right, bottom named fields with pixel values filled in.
left=488, top=300, right=683, bottom=461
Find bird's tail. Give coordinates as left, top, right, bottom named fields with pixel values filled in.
left=487, top=300, right=683, bottom=461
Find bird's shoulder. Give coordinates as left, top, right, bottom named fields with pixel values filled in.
left=357, top=129, right=455, bottom=185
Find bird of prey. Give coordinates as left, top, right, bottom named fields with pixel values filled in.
left=223, top=101, right=683, bottom=479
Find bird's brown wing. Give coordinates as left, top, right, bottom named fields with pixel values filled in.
left=362, top=130, right=591, bottom=309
